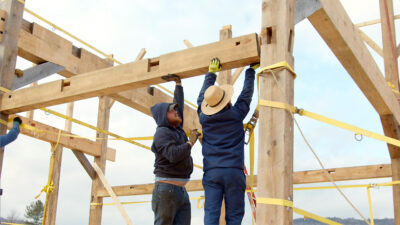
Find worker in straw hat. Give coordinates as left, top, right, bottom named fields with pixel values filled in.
left=197, top=57, right=259, bottom=225
left=150, top=74, right=200, bottom=225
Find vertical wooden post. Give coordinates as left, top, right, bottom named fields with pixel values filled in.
left=26, top=82, right=37, bottom=120
left=217, top=25, right=233, bottom=86
left=379, top=1, right=400, bottom=224
left=217, top=25, right=233, bottom=225
left=43, top=102, right=74, bottom=225
left=257, top=0, right=295, bottom=224
left=0, top=0, right=25, bottom=179
left=89, top=96, right=111, bottom=225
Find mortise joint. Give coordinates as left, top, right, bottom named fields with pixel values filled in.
left=61, top=79, right=71, bottom=91
left=148, top=57, right=160, bottom=72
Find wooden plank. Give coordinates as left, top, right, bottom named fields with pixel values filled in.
left=92, top=162, right=134, bottom=225
left=96, top=164, right=392, bottom=197
left=358, top=29, right=383, bottom=57
left=89, top=96, right=111, bottom=225
left=17, top=19, right=201, bottom=132
left=4, top=33, right=260, bottom=114
left=379, top=1, right=400, bottom=223
left=308, top=0, right=400, bottom=124
left=257, top=0, right=295, bottom=224
left=0, top=0, right=25, bottom=180
left=10, top=115, right=116, bottom=161
left=355, top=14, right=400, bottom=28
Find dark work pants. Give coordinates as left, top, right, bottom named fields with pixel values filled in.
left=152, top=182, right=191, bottom=225
left=202, top=168, right=246, bottom=225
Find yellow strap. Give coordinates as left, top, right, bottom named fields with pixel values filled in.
left=367, top=187, right=375, bottom=225
left=249, top=131, right=255, bottom=193
left=257, top=197, right=342, bottom=225
left=258, top=61, right=297, bottom=79
left=259, top=99, right=400, bottom=148
left=388, top=81, right=400, bottom=95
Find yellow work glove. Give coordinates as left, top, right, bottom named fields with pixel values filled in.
left=188, top=129, right=201, bottom=146
left=209, top=57, right=222, bottom=73
left=249, top=62, right=260, bottom=70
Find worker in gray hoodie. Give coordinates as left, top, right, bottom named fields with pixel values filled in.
left=150, top=74, right=200, bottom=225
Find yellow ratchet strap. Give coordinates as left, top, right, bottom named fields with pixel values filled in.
left=258, top=99, right=400, bottom=148
left=257, top=198, right=342, bottom=225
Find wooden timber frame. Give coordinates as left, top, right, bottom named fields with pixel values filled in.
left=0, top=0, right=399, bottom=224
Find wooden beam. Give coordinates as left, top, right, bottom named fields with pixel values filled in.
left=4, top=33, right=259, bottom=114
left=73, top=150, right=96, bottom=180
left=92, top=162, right=133, bottom=225
left=109, top=87, right=201, bottom=131
left=308, top=0, right=400, bottom=125
left=17, top=20, right=201, bottom=131
left=258, top=0, right=295, bottom=224
left=108, top=48, right=147, bottom=109
left=89, top=96, right=111, bottom=225
left=44, top=101, right=74, bottom=225
left=379, top=1, right=400, bottom=223
left=97, top=164, right=392, bottom=197
left=11, top=115, right=116, bottom=161
left=0, top=0, right=25, bottom=180
left=217, top=25, right=233, bottom=86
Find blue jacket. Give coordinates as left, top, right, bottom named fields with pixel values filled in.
left=0, top=121, right=20, bottom=148
left=150, top=85, right=193, bottom=179
left=197, top=68, right=255, bottom=172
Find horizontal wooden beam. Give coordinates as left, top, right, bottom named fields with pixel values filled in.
left=5, top=32, right=259, bottom=114
left=308, top=0, right=400, bottom=125
left=96, top=164, right=391, bottom=197
left=17, top=20, right=201, bottom=131
left=13, top=115, right=115, bottom=161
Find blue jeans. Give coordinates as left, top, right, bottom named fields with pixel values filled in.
left=152, top=182, right=191, bottom=225
left=203, top=168, right=246, bottom=225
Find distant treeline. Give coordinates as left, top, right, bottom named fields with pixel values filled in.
left=294, top=217, right=394, bottom=225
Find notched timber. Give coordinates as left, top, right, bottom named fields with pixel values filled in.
left=11, top=115, right=116, bottom=161
left=5, top=33, right=260, bottom=114
left=17, top=19, right=201, bottom=131
left=96, top=164, right=392, bottom=197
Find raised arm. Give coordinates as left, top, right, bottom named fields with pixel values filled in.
left=0, top=118, right=21, bottom=148
left=173, top=84, right=184, bottom=128
left=234, top=64, right=257, bottom=120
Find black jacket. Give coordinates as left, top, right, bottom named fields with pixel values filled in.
left=150, top=85, right=193, bottom=179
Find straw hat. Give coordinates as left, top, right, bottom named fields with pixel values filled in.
left=201, top=85, right=234, bottom=115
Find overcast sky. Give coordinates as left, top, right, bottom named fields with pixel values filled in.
left=1, top=0, right=399, bottom=224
